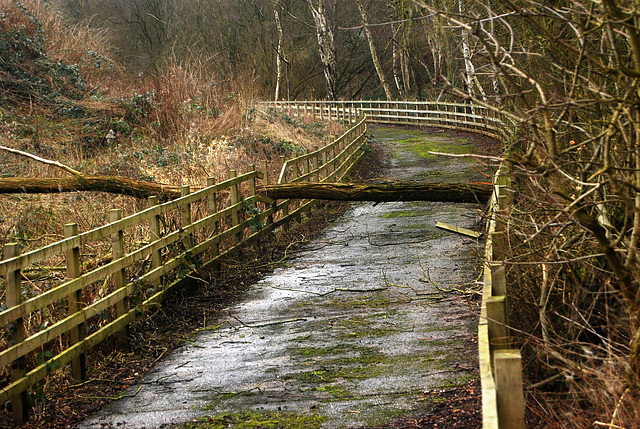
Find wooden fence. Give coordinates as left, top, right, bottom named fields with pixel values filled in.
left=479, top=165, right=524, bottom=429
left=266, top=100, right=504, bottom=139
left=0, top=115, right=367, bottom=425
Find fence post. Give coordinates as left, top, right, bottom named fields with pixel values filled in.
left=489, top=262, right=507, bottom=296
left=494, top=350, right=525, bottom=429
left=148, top=196, right=163, bottom=291
left=206, top=177, right=221, bottom=269
left=279, top=156, right=290, bottom=232
left=322, top=147, right=329, bottom=179
left=5, top=243, right=29, bottom=424
left=109, top=210, right=129, bottom=348
left=486, top=296, right=509, bottom=350
left=247, top=164, right=260, bottom=246
left=63, top=223, right=88, bottom=382
left=229, top=170, right=243, bottom=242
left=181, top=185, right=193, bottom=249
left=312, top=146, right=319, bottom=182
left=261, top=160, right=275, bottom=227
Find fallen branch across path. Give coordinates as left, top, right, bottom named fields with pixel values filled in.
left=0, top=176, right=181, bottom=199
left=258, top=182, right=492, bottom=203
left=0, top=177, right=491, bottom=203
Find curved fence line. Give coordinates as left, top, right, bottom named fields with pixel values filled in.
left=0, top=115, right=367, bottom=425
left=265, top=100, right=505, bottom=139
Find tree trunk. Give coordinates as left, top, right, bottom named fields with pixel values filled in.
left=0, top=176, right=182, bottom=199
left=391, top=23, right=405, bottom=100
left=272, top=0, right=284, bottom=101
left=258, top=182, right=492, bottom=203
left=355, top=0, right=393, bottom=101
left=306, top=0, right=337, bottom=100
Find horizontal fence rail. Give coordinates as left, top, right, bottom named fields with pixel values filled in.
left=266, top=100, right=504, bottom=139
left=0, top=115, right=367, bottom=425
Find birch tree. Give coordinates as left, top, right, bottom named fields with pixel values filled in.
left=355, top=0, right=393, bottom=100
left=272, top=0, right=285, bottom=100
left=305, top=0, right=337, bottom=100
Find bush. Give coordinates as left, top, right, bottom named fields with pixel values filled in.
left=0, top=1, right=87, bottom=106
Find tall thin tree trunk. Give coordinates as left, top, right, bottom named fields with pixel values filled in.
left=459, top=0, right=475, bottom=100
left=272, top=0, right=284, bottom=101
left=306, top=0, right=337, bottom=100
left=391, top=23, right=405, bottom=100
left=355, top=0, right=393, bottom=100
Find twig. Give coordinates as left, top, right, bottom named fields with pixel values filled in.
left=226, top=312, right=307, bottom=328
left=0, top=145, right=83, bottom=176
left=427, top=151, right=505, bottom=162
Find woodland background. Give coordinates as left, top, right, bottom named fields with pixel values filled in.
left=2, top=0, right=640, bottom=427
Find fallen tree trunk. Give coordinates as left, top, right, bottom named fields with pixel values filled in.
left=0, top=176, right=181, bottom=199
left=258, top=182, right=492, bottom=203
left=0, top=177, right=492, bottom=203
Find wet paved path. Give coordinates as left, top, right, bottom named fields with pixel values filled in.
left=79, top=127, right=487, bottom=428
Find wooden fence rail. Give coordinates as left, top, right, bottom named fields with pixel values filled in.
left=480, top=165, right=524, bottom=429
left=266, top=100, right=504, bottom=139
left=0, top=114, right=367, bottom=425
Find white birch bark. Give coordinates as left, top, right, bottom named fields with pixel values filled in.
left=306, top=0, right=337, bottom=100
left=355, top=0, right=393, bottom=100
left=272, top=0, right=284, bottom=101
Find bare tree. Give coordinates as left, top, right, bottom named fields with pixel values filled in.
left=355, top=0, right=393, bottom=100
left=415, top=0, right=640, bottom=424
left=306, top=0, right=337, bottom=100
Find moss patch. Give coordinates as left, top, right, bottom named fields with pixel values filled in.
left=180, top=411, right=325, bottom=429
left=395, top=136, right=473, bottom=159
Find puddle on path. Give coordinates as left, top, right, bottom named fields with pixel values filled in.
left=78, top=127, right=486, bottom=429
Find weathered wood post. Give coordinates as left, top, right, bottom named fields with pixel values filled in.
left=148, top=196, right=163, bottom=290
left=206, top=177, right=221, bottom=272
left=279, top=156, right=290, bottom=232
left=109, top=210, right=129, bottom=348
left=321, top=147, right=329, bottom=179
left=486, top=295, right=509, bottom=351
left=489, top=262, right=507, bottom=296
left=261, top=160, right=275, bottom=228
left=64, top=223, right=87, bottom=381
left=181, top=185, right=194, bottom=249
left=312, top=146, right=319, bottom=182
left=5, top=243, right=29, bottom=424
left=229, top=170, right=242, bottom=242
left=302, top=149, right=310, bottom=179
left=247, top=164, right=260, bottom=247
left=494, top=350, right=525, bottom=429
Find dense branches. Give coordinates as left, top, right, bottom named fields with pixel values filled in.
left=412, top=0, right=640, bottom=424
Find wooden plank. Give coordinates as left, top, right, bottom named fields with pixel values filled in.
left=494, top=350, right=525, bottom=429
left=0, top=310, right=136, bottom=406
left=486, top=296, right=509, bottom=350
left=436, top=222, right=482, bottom=238
left=110, top=209, right=129, bottom=347
left=65, top=223, right=86, bottom=381
left=0, top=198, right=248, bottom=326
left=148, top=196, right=163, bottom=290
left=0, top=277, right=139, bottom=367
left=4, top=243, right=29, bottom=425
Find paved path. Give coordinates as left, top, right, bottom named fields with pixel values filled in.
left=78, top=127, right=486, bottom=428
